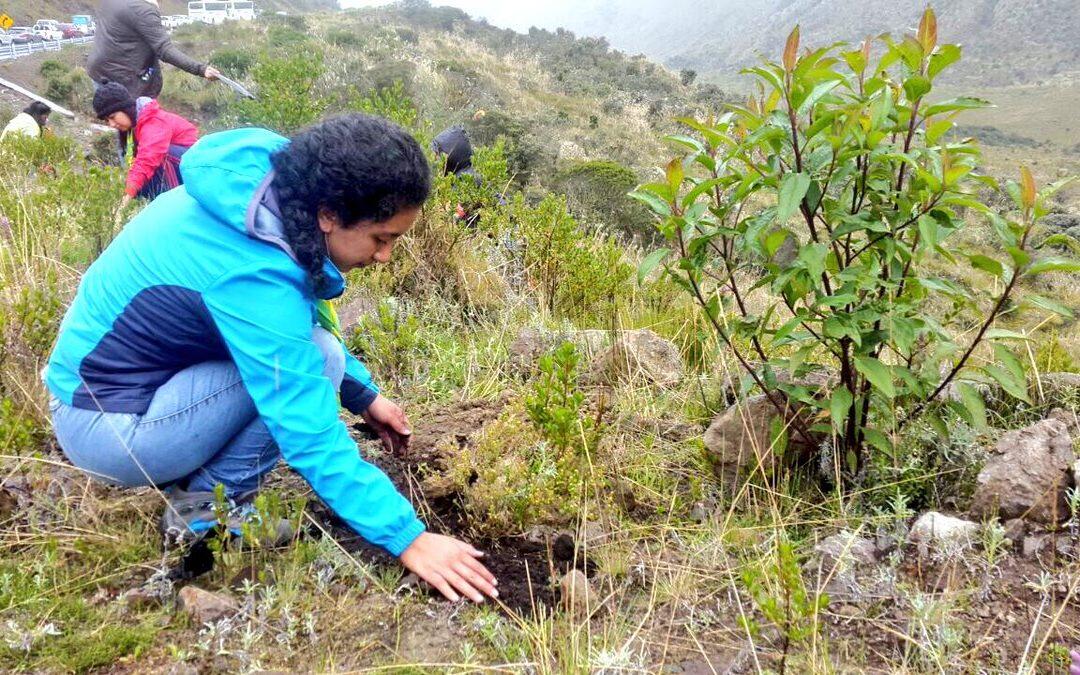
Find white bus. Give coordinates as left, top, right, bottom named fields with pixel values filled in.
left=187, top=1, right=254, bottom=25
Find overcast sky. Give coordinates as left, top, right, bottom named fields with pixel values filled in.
left=336, top=0, right=596, bottom=33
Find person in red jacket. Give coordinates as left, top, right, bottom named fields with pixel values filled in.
left=93, top=80, right=200, bottom=211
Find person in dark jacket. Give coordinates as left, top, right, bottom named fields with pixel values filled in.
left=432, top=125, right=487, bottom=225
left=87, top=0, right=220, bottom=100
left=46, top=114, right=499, bottom=603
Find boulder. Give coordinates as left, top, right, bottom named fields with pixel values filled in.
left=809, top=531, right=883, bottom=605
left=589, top=329, right=683, bottom=388
left=507, top=327, right=612, bottom=372
left=703, top=394, right=813, bottom=486
left=970, top=417, right=1075, bottom=524
left=813, top=532, right=880, bottom=572
left=908, top=512, right=980, bottom=553
left=177, top=586, right=239, bottom=625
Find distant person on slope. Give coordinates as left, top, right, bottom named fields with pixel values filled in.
left=1, top=102, right=52, bottom=141
left=93, top=81, right=199, bottom=209
left=87, top=0, right=221, bottom=100
left=44, top=114, right=499, bottom=605
left=432, top=125, right=487, bottom=226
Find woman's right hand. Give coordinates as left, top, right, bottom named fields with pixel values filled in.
left=399, top=532, right=498, bottom=603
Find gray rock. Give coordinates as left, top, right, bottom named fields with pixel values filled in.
left=970, top=418, right=1075, bottom=524
left=1022, top=534, right=1050, bottom=558
left=703, top=394, right=816, bottom=486
left=177, top=586, right=239, bottom=625
left=809, top=532, right=883, bottom=605
left=507, top=327, right=550, bottom=371
left=813, top=532, right=880, bottom=571
left=508, top=327, right=613, bottom=372
left=590, top=329, right=684, bottom=388
left=908, top=512, right=980, bottom=552
left=559, top=569, right=594, bottom=617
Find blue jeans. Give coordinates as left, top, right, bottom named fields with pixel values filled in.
left=51, top=327, right=345, bottom=497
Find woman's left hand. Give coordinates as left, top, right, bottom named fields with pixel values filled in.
left=362, top=394, right=412, bottom=455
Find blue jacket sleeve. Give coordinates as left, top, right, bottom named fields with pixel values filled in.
left=204, top=264, right=425, bottom=556
left=341, top=348, right=379, bottom=414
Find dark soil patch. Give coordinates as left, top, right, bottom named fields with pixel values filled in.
left=309, top=397, right=594, bottom=615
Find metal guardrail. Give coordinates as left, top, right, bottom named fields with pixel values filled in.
left=0, top=35, right=94, bottom=62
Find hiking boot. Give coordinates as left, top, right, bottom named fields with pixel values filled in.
left=160, top=487, right=294, bottom=547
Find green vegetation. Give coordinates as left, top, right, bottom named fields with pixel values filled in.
left=0, top=3, right=1077, bottom=673
left=634, top=11, right=1079, bottom=482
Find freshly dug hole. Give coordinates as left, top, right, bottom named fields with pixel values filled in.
left=310, top=397, right=595, bottom=614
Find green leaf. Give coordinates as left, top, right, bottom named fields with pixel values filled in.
left=927, top=44, right=961, bottom=79
left=903, top=75, right=931, bottom=102
left=777, top=172, right=811, bottom=223
left=1039, top=233, right=1080, bottom=255
left=981, top=345, right=1030, bottom=404
left=854, top=355, right=896, bottom=398
left=923, top=97, right=992, bottom=118
left=797, top=79, right=841, bottom=115
left=1024, top=293, right=1075, bottom=319
left=764, top=229, right=791, bottom=258
left=798, top=243, right=828, bottom=281
left=925, top=119, right=953, bottom=145
left=983, top=328, right=1031, bottom=341
left=967, top=254, right=1004, bottom=278
left=829, top=387, right=853, bottom=432
left=863, top=428, right=893, bottom=453
left=637, top=247, right=670, bottom=283
left=1025, top=257, right=1080, bottom=276
left=956, top=382, right=988, bottom=432
left=629, top=189, right=672, bottom=217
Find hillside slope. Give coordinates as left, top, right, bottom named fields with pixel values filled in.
left=545, top=0, right=1080, bottom=87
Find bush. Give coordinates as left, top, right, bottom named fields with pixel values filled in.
left=509, top=193, right=633, bottom=322
left=555, top=159, right=654, bottom=242
left=230, top=52, right=326, bottom=134
left=210, top=48, right=256, bottom=77
left=633, top=10, right=1080, bottom=482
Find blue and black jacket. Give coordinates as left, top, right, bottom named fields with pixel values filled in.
left=45, top=128, right=426, bottom=556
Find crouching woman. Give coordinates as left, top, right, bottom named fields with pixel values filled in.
left=93, top=80, right=200, bottom=209
left=45, top=114, right=497, bottom=604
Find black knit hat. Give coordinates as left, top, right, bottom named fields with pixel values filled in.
left=93, top=81, right=135, bottom=120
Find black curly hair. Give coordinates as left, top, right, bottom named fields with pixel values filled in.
left=270, top=114, right=431, bottom=289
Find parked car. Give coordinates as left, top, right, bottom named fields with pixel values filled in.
left=9, top=27, right=44, bottom=44
left=32, top=20, right=64, bottom=41
left=58, top=23, right=83, bottom=39
left=72, top=15, right=95, bottom=34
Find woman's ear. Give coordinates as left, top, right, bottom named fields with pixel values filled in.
left=316, top=207, right=339, bottom=235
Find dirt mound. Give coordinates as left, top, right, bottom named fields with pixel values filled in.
left=312, top=396, right=594, bottom=615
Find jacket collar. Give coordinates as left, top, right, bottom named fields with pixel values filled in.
left=244, top=171, right=345, bottom=300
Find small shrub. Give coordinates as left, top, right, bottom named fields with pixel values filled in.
left=555, top=159, right=653, bottom=241
left=210, top=48, right=256, bottom=77
left=327, top=27, right=365, bottom=47
left=230, top=52, right=327, bottom=134
left=39, top=59, right=70, bottom=80
left=525, top=342, right=591, bottom=456
left=348, top=300, right=425, bottom=393
left=349, top=80, right=418, bottom=129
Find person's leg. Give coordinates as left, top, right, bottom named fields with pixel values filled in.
left=175, top=326, right=345, bottom=497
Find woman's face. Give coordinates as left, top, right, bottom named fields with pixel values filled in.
left=318, top=206, right=419, bottom=272
left=106, top=111, right=133, bottom=132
